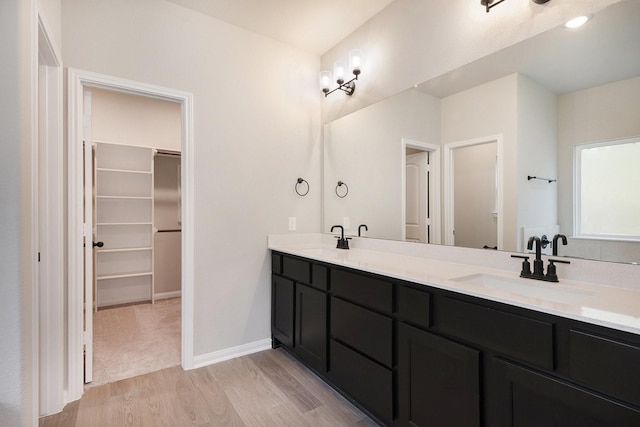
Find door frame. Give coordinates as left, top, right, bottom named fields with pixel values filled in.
left=443, top=134, right=504, bottom=249
left=67, top=68, right=195, bottom=402
left=400, top=138, right=441, bottom=244
left=37, top=11, right=65, bottom=417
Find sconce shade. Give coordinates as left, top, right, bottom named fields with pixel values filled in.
left=319, top=71, right=332, bottom=93
left=334, top=60, right=346, bottom=84
left=349, top=49, right=362, bottom=76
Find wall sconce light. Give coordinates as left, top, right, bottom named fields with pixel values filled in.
left=481, top=0, right=550, bottom=13
left=319, top=49, right=362, bottom=97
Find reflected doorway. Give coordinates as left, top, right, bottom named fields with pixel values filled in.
left=402, top=139, right=441, bottom=244
left=444, top=135, right=504, bottom=250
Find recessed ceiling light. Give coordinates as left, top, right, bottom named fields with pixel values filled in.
left=565, top=15, right=591, bottom=29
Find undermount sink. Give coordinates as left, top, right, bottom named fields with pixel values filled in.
left=451, top=273, right=593, bottom=305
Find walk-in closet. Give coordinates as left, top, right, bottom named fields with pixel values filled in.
left=87, top=88, right=183, bottom=386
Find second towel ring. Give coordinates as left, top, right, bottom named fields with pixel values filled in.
left=295, top=178, right=309, bottom=196
left=336, top=181, right=349, bottom=198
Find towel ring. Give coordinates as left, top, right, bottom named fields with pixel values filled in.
left=295, top=178, right=309, bottom=196
left=336, top=181, right=349, bottom=198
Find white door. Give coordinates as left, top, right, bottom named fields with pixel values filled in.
left=405, top=152, right=430, bottom=243
left=452, top=142, right=498, bottom=249
left=83, top=89, right=94, bottom=383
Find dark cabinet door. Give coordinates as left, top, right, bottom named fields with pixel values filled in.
left=294, top=283, right=327, bottom=373
left=398, top=323, right=481, bottom=427
left=272, top=275, right=294, bottom=348
left=491, top=358, right=640, bottom=427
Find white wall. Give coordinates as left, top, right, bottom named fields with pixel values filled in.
left=38, top=0, right=62, bottom=56
left=516, top=74, right=558, bottom=251
left=441, top=74, right=518, bottom=251
left=321, top=0, right=622, bottom=124
left=90, top=88, right=181, bottom=151
left=558, top=75, right=640, bottom=262
left=62, top=0, right=321, bottom=358
left=0, top=0, right=36, bottom=425
left=323, top=89, right=440, bottom=239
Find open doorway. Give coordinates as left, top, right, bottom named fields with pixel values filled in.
left=444, top=135, right=504, bottom=250
left=67, top=69, right=195, bottom=402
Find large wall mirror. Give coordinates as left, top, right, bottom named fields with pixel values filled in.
left=323, top=0, right=640, bottom=264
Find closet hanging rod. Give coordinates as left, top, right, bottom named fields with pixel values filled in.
left=154, top=149, right=181, bottom=157
left=527, top=175, right=556, bottom=183
left=157, top=229, right=182, bottom=233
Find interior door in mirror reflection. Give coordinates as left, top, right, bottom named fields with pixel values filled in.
left=405, top=151, right=429, bottom=243
left=451, top=142, right=498, bottom=249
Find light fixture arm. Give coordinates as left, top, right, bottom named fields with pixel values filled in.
left=323, top=74, right=358, bottom=97
left=481, top=0, right=507, bottom=13
left=482, top=0, right=550, bottom=13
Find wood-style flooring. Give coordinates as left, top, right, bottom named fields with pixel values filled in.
left=40, top=348, right=377, bottom=427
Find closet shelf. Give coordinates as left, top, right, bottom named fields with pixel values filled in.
left=97, top=247, right=152, bottom=254
left=96, top=167, right=152, bottom=175
left=96, top=222, right=152, bottom=226
left=96, top=195, right=153, bottom=200
left=97, top=271, right=153, bottom=281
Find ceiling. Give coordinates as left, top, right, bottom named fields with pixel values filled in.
left=418, top=0, right=640, bottom=97
left=165, top=0, right=394, bottom=55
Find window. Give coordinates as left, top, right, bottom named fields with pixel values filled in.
left=575, top=137, right=640, bottom=240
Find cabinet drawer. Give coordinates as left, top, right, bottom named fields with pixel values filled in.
left=331, top=269, right=393, bottom=314
left=434, top=296, right=555, bottom=370
left=282, top=256, right=311, bottom=284
left=311, top=264, right=328, bottom=291
left=570, top=330, right=640, bottom=407
left=329, top=339, right=393, bottom=426
left=331, top=297, right=393, bottom=367
left=397, top=285, right=431, bottom=330
left=271, top=253, right=282, bottom=274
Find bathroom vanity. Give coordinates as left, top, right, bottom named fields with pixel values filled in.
left=269, top=235, right=640, bottom=426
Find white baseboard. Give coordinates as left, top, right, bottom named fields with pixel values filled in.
left=154, top=291, right=182, bottom=300
left=191, top=338, right=272, bottom=370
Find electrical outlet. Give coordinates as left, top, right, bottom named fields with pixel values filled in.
left=343, top=216, right=350, bottom=229
left=288, top=217, right=296, bottom=231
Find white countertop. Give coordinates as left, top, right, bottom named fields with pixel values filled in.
left=268, top=234, right=640, bottom=336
